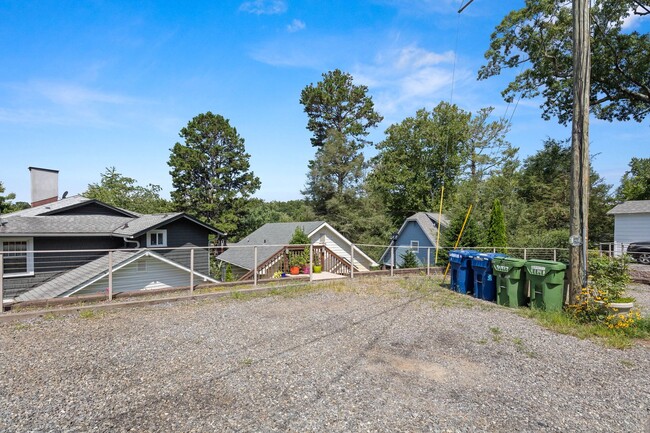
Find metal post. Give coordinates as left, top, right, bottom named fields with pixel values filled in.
left=426, top=248, right=430, bottom=276
left=390, top=246, right=394, bottom=277
left=108, top=251, right=113, bottom=301
left=190, top=248, right=195, bottom=294
left=350, top=244, right=355, bottom=279
left=253, top=246, right=258, bottom=286
left=553, top=249, right=557, bottom=262
left=523, top=248, right=527, bottom=260
left=309, top=244, right=314, bottom=283
left=0, top=254, right=4, bottom=314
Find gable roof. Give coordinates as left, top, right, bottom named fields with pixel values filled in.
left=607, top=201, right=650, bottom=215
left=0, top=196, right=224, bottom=238
left=15, top=250, right=218, bottom=301
left=400, top=212, right=449, bottom=246
left=216, top=221, right=325, bottom=271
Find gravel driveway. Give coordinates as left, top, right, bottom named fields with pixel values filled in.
left=1, top=277, right=648, bottom=432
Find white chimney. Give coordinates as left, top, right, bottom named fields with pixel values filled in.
left=29, top=167, right=59, bottom=207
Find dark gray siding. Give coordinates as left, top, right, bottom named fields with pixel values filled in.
left=4, top=236, right=123, bottom=299
left=133, top=217, right=212, bottom=275
left=48, top=202, right=132, bottom=217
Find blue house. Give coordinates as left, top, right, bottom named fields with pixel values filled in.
left=380, top=212, right=449, bottom=268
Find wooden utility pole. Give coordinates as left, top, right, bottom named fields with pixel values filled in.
left=569, top=0, right=591, bottom=303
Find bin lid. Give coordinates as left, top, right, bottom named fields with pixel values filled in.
left=492, top=256, right=526, bottom=267
left=478, top=252, right=507, bottom=260
left=524, top=259, right=567, bottom=273
left=453, top=249, right=480, bottom=258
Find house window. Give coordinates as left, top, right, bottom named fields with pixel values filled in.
left=1, top=238, right=34, bottom=276
left=146, top=230, right=167, bottom=247
left=410, top=240, right=419, bottom=252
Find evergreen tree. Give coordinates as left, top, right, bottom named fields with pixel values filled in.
left=289, top=226, right=311, bottom=245
left=400, top=250, right=420, bottom=268
left=485, top=199, right=507, bottom=252
left=168, top=112, right=261, bottom=236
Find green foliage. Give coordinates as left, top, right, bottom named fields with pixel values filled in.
left=289, top=226, right=310, bottom=245
left=588, top=254, right=632, bottom=302
left=444, top=208, right=482, bottom=249
left=479, top=0, right=650, bottom=124
left=300, top=70, right=382, bottom=221
left=400, top=250, right=420, bottom=268
left=486, top=199, right=507, bottom=251
left=225, top=264, right=234, bottom=282
left=0, top=181, right=28, bottom=214
left=84, top=167, right=171, bottom=214
left=516, top=139, right=614, bottom=244
left=168, top=112, right=261, bottom=236
left=369, top=102, right=472, bottom=225
left=300, top=69, right=383, bottom=149
left=616, top=157, right=650, bottom=201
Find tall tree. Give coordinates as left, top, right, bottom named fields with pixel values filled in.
left=368, top=102, right=472, bottom=225
left=84, top=167, right=171, bottom=214
left=300, top=69, right=383, bottom=149
left=485, top=199, right=508, bottom=252
left=300, top=70, right=382, bottom=212
left=168, top=112, right=261, bottom=236
left=616, top=157, right=650, bottom=200
left=479, top=0, right=650, bottom=124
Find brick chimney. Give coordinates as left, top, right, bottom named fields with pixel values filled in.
left=29, top=167, right=59, bottom=207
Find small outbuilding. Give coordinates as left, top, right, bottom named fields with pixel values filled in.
left=606, top=200, right=650, bottom=255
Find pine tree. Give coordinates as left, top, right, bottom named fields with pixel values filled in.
left=486, top=199, right=507, bottom=253
left=400, top=250, right=420, bottom=268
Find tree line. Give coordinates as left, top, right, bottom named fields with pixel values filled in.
left=1, top=0, right=647, bottom=251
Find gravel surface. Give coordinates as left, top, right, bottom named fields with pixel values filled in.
left=0, top=277, right=648, bottom=433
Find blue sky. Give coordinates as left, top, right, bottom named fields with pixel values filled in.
left=1, top=0, right=648, bottom=204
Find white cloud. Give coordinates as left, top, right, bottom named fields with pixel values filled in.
left=287, top=19, right=306, bottom=33
left=353, top=45, right=463, bottom=118
left=621, top=8, right=647, bottom=30
left=239, top=0, right=287, bottom=15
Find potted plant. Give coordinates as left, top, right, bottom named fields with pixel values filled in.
left=301, top=246, right=310, bottom=274
left=289, top=254, right=303, bottom=275
left=313, top=251, right=322, bottom=273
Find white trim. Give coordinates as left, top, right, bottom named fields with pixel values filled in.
left=1, top=237, right=34, bottom=276
left=410, top=240, right=419, bottom=252
left=307, top=222, right=377, bottom=266
left=146, top=230, right=167, bottom=247
left=64, top=250, right=218, bottom=297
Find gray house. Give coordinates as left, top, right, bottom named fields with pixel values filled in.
left=1, top=195, right=224, bottom=301
left=607, top=200, right=650, bottom=255
left=380, top=212, right=449, bottom=268
left=216, top=221, right=378, bottom=280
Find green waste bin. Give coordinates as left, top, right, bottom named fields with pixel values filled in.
left=524, top=259, right=567, bottom=311
left=492, top=257, right=527, bottom=308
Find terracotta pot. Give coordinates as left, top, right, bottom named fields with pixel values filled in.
left=289, top=266, right=300, bottom=275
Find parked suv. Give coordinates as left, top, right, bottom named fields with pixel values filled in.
left=627, top=241, right=650, bottom=265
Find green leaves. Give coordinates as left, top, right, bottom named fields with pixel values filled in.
left=84, top=167, right=171, bottom=214
left=168, top=112, right=261, bottom=236
left=616, top=157, right=650, bottom=201
left=479, top=0, right=650, bottom=124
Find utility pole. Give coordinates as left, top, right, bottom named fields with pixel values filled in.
left=569, top=0, right=591, bottom=303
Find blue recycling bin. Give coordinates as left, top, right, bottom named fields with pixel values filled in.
left=449, top=250, right=480, bottom=294
left=472, top=253, right=507, bottom=302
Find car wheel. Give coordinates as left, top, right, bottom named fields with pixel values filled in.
left=637, top=253, right=650, bottom=265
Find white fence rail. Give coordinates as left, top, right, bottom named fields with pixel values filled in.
left=0, top=242, right=633, bottom=313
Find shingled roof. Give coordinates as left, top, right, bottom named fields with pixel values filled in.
left=0, top=196, right=224, bottom=238
left=607, top=201, right=650, bottom=215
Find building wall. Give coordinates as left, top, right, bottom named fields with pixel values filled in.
left=309, top=225, right=374, bottom=271
left=133, top=218, right=212, bottom=275
left=613, top=213, right=650, bottom=255
left=71, top=255, right=215, bottom=296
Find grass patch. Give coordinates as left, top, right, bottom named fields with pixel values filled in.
left=13, top=323, right=31, bottom=331
left=517, top=308, right=650, bottom=349
left=489, top=326, right=502, bottom=342
left=241, top=357, right=253, bottom=367
left=79, top=309, right=101, bottom=319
